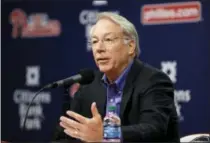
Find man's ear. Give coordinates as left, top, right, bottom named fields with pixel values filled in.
left=128, top=40, right=136, bottom=56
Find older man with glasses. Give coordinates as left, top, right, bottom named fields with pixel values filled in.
left=54, top=12, right=180, bottom=143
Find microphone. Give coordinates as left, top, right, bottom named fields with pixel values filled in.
left=44, top=69, right=95, bottom=89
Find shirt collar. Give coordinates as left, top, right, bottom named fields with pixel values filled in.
left=101, top=60, right=134, bottom=91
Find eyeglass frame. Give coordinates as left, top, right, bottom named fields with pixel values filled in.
left=89, top=35, right=132, bottom=48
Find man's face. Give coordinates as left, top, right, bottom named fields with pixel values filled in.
left=91, top=18, right=134, bottom=74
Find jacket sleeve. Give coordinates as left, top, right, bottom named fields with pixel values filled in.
left=121, top=72, right=178, bottom=142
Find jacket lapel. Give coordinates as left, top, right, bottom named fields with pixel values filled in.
left=94, top=72, right=107, bottom=118
left=120, top=83, right=134, bottom=120
left=96, top=84, right=106, bottom=118
left=120, top=59, right=143, bottom=120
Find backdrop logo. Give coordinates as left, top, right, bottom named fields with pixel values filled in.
left=141, top=1, right=202, bottom=25
left=9, top=8, right=61, bottom=38
left=79, top=10, right=119, bottom=52
left=161, top=61, right=191, bottom=121
left=26, top=66, right=40, bottom=87
left=161, top=61, right=177, bottom=83
left=13, top=66, right=51, bottom=130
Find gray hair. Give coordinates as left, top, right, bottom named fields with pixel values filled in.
left=90, top=12, right=140, bottom=58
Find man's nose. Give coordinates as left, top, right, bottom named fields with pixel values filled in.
left=95, top=41, right=106, bottom=53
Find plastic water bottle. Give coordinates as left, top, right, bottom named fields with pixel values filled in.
left=103, top=104, right=121, bottom=142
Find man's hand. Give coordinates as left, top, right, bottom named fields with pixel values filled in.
left=60, top=102, right=103, bottom=142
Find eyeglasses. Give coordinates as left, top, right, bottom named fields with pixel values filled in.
left=90, top=36, right=129, bottom=47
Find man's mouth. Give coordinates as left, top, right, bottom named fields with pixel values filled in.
left=97, top=58, right=109, bottom=63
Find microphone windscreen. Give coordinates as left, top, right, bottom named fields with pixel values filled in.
left=79, top=69, right=95, bottom=85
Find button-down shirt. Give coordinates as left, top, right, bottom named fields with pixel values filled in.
left=101, top=60, right=134, bottom=116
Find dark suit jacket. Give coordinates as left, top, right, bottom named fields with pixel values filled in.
left=53, top=59, right=180, bottom=142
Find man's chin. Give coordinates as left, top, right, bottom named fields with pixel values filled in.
left=98, top=65, right=111, bottom=73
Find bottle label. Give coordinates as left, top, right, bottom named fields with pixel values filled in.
left=103, top=125, right=121, bottom=139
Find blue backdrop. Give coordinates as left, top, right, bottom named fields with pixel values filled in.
left=2, top=0, right=210, bottom=141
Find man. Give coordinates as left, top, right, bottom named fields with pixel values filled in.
left=54, top=12, right=180, bottom=142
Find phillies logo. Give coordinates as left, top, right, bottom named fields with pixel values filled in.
left=9, top=8, right=61, bottom=38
